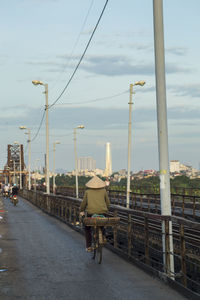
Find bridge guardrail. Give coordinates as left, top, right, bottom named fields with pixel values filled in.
left=52, top=187, right=200, bottom=222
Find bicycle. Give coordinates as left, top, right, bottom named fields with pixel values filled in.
left=84, top=215, right=120, bottom=264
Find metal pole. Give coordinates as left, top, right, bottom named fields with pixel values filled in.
left=34, top=159, right=39, bottom=192
left=153, top=0, right=174, bottom=277
left=53, top=143, right=55, bottom=194
left=126, top=84, right=133, bottom=208
left=74, top=129, right=79, bottom=198
left=34, top=167, right=36, bottom=192
left=19, top=145, right=22, bottom=189
left=28, top=129, right=31, bottom=190
left=44, top=153, right=47, bottom=188
left=14, top=161, right=16, bottom=184
left=45, top=84, right=50, bottom=194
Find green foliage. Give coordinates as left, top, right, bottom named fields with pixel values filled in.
left=46, top=173, right=200, bottom=195
left=170, top=175, right=190, bottom=188
left=54, top=174, right=92, bottom=187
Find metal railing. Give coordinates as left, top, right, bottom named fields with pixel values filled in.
left=21, top=189, right=200, bottom=298
left=54, top=186, right=200, bottom=222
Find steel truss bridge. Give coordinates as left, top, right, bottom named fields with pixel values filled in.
left=0, top=144, right=27, bottom=186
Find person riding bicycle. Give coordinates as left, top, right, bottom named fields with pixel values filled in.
left=80, top=176, right=110, bottom=252
left=11, top=183, right=19, bottom=196
left=3, top=184, right=11, bottom=197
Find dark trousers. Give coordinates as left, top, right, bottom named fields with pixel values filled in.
left=84, top=214, right=106, bottom=248
left=85, top=226, right=92, bottom=248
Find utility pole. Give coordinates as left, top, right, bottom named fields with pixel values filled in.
left=45, top=83, right=50, bottom=194
left=53, top=141, right=60, bottom=194
left=126, top=84, right=133, bottom=208
left=32, top=80, right=50, bottom=194
left=74, top=125, right=84, bottom=198
left=153, top=0, right=174, bottom=277
left=126, top=81, right=145, bottom=208
left=74, top=128, right=78, bottom=198
left=19, top=145, right=22, bottom=189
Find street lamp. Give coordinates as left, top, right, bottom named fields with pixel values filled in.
left=53, top=141, right=60, bottom=194
left=19, top=126, right=31, bottom=190
left=126, top=81, right=145, bottom=208
left=32, top=80, right=50, bottom=194
left=74, top=125, right=84, bottom=198
left=14, top=141, right=22, bottom=189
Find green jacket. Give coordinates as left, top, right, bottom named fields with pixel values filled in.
left=80, top=188, right=110, bottom=215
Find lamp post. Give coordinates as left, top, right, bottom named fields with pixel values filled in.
left=32, top=80, right=50, bottom=194
left=34, top=158, right=40, bottom=192
left=14, top=141, right=22, bottom=189
left=153, top=0, right=174, bottom=277
left=74, top=125, right=84, bottom=198
left=13, top=160, right=16, bottom=184
left=126, top=81, right=145, bottom=208
left=53, top=141, right=60, bottom=194
left=19, top=126, right=31, bottom=190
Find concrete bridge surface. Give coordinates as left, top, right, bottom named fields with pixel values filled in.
left=0, top=196, right=188, bottom=300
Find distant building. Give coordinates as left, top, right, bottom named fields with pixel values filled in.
left=78, top=156, right=96, bottom=171
left=170, top=160, right=200, bottom=178
left=118, top=169, right=127, bottom=176
left=170, top=160, right=180, bottom=173
left=104, top=142, right=112, bottom=176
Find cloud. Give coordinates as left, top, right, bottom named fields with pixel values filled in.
left=26, top=53, right=191, bottom=77
left=166, top=47, right=188, bottom=56
left=1, top=104, right=200, bottom=132
left=0, top=105, right=44, bottom=129
left=118, top=43, right=152, bottom=51
left=77, top=55, right=191, bottom=76
left=81, top=29, right=93, bottom=35
left=168, top=84, right=200, bottom=98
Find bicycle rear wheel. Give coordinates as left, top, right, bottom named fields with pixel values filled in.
left=92, top=228, right=97, bottom=260
left=97, top=228, right=103, bottom=264
left=97, top=245, right=102, bottom=264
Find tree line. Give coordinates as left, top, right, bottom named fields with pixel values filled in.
left=43, top=174, right=200, bottom=194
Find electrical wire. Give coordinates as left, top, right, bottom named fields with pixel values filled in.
left=50, top=133, right=73, bottom=137
left=21, top=88, right=126, bottom=143
left=29, top=90, right=126, bottom=141
left=54, top=90, right=128, bottom=106
left=31, top=109, right=46, bottom=142
left=22, top=0, right=108, bottom=144
left=50, top=0, right=95, bottom=92
left=49, top=0, right=109, bottom=109
left=24, top=141, right=28, bottom=154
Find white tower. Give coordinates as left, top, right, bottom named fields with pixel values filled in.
left=105, top=142, right=112, bottom=176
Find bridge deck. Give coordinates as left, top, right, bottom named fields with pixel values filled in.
left=0, top=196, right=187, bottom=300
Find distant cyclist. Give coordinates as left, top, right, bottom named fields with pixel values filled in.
left=11, top=183, right=19, bottom=196
left=80, top=176, right=110, bottom=252
left=3, top=184, right=11, bottom=197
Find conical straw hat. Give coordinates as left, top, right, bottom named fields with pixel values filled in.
left=85, top=176, right=106, bottom=189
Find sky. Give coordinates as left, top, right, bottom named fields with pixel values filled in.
left=1, top=0, right=200, bottom=173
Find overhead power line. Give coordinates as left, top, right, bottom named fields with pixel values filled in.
left=31, top=109, right=46, bottom=142
left=49, top=0, right=109, bottom=109
left=50, top=0, right=95, bottom=92
left=54, top=90, right=128, bottom=106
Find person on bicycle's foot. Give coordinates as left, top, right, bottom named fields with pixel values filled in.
left=80, top=176, right=110, bottom=252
